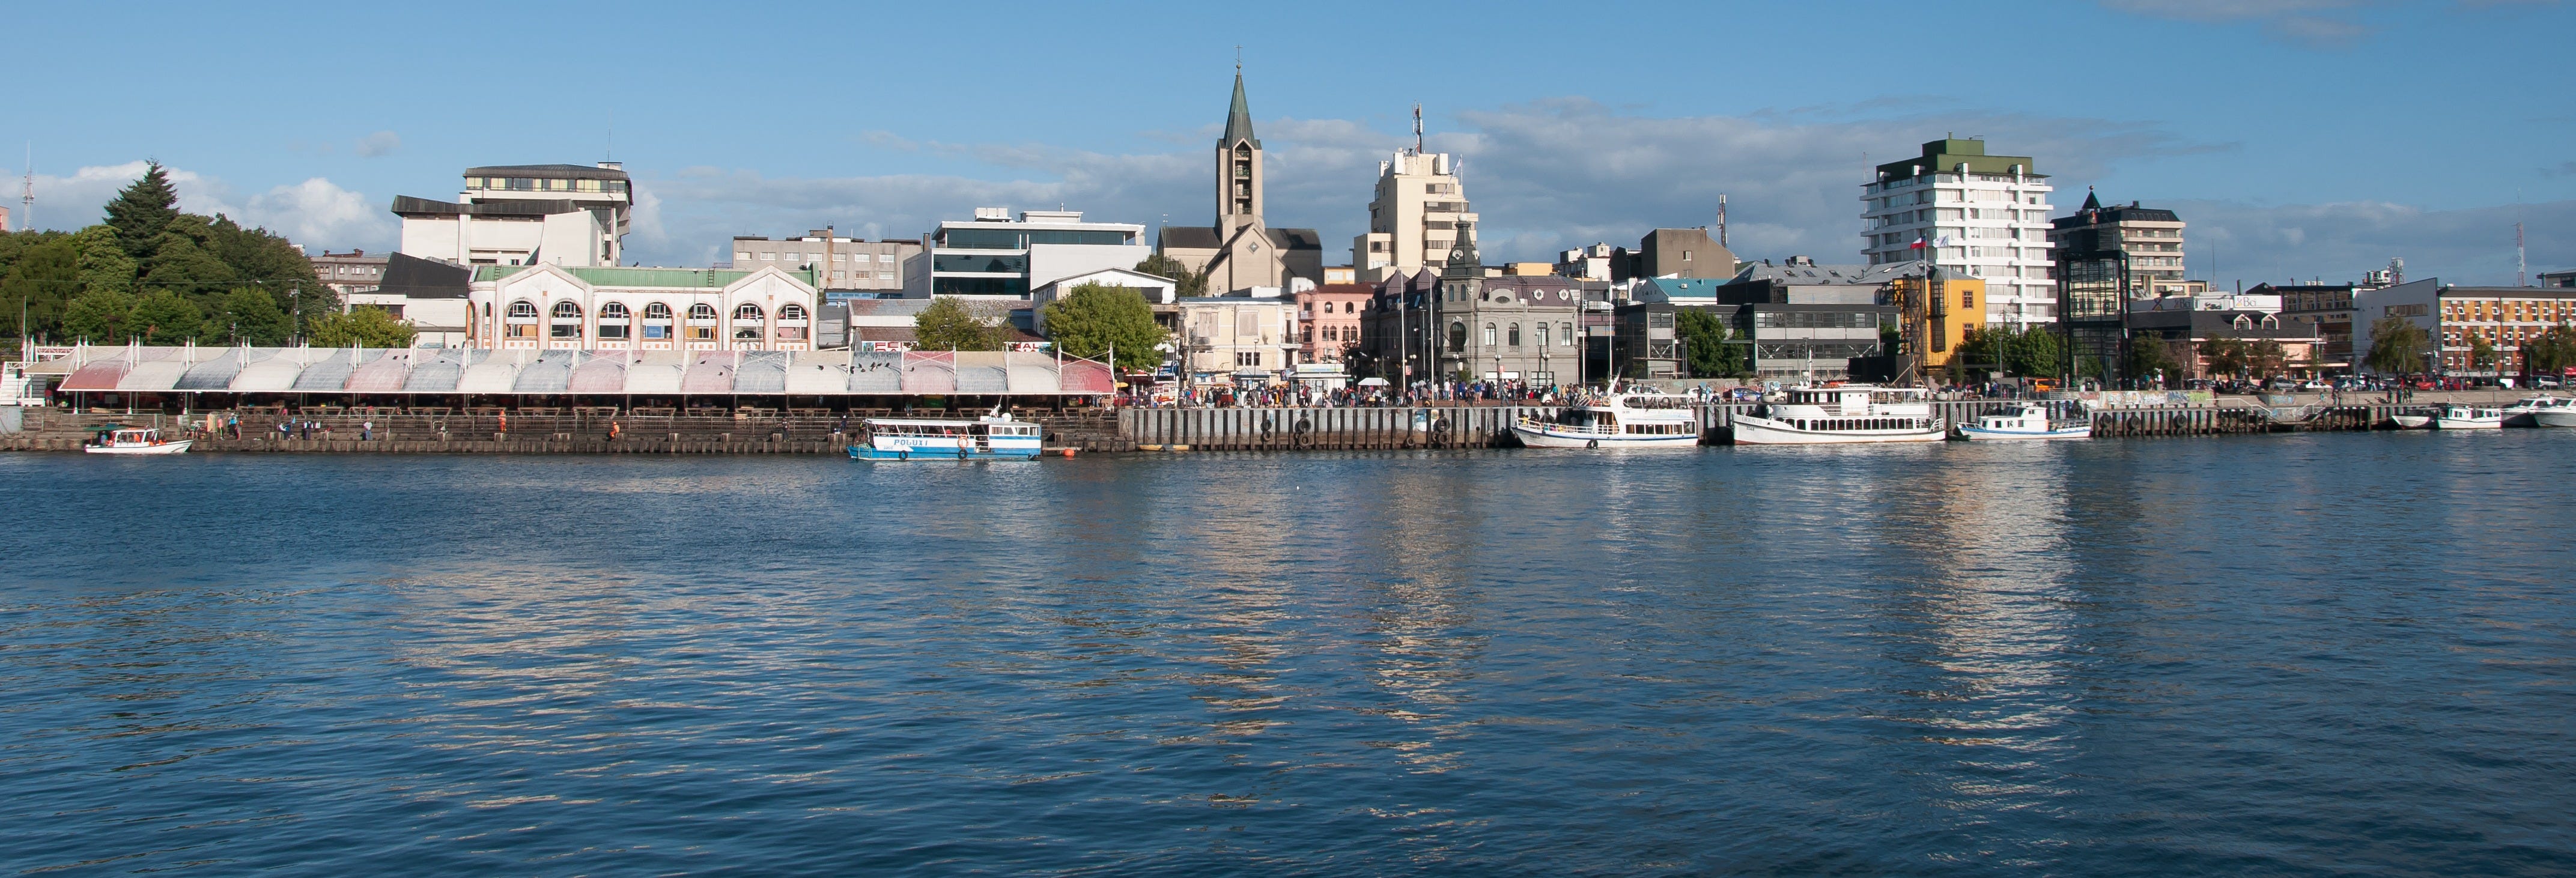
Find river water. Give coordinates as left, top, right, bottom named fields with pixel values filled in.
left=4, top=432, right=2572, bottom=874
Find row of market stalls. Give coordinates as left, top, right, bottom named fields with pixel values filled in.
left=30, top=345, right=1114, bottom=401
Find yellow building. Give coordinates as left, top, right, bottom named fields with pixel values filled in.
left=1889, top=273, right=1986, bottom=370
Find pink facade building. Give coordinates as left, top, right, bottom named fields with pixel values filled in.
left=1296, top=283, right=1373, bottom=365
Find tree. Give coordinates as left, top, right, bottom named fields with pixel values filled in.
left=2124, top=337, right=2179, bottom=387
left=2527, top=323, right=2576, bottom=377
left=2468, top=333, right=2497, bottom=371
left=103, top=161, right=181, bottom=261
left=214, top=287, right=292, bottom=345
left=141, top=231, right=236, bottom=301
left=2006, top=325, right=2061, bottom=378
left=1675, top=308, right=1742, bottom=378
left=71, top=225, right=136, bottom=295
left=127, top=289, right=205, bottom=344
left=2201, top=337, right=2249, bottom=378
left=2364, top=316, right=2429, bottom=375
left=59, top=289, right=136, bottom=342
left=1134, top=254, right=1208, bottom=298
left=2246, top=339, right=2288, bottom=378
left=1, top=236, right=80, bottom=339
left=1040, top=281, right=1167, bottom=370
left=914, top=297, right=1005, bottom=351
left=306, top=306, right=417, bottom=348
left=204, top=214, right=333, bottom=323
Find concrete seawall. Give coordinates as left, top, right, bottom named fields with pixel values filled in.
left=1, top=401, right=2438, bottom=454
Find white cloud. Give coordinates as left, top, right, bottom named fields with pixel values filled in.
left=19, top=160, right=391, bottom=252
left=242, top=178, right=396, bottom=252
left=355, top=131, right=401, bottom=158
left=2100, top=0, right=2378, bottom=47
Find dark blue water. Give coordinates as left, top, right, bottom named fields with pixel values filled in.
left=4, top=432, right=2573, bottom=874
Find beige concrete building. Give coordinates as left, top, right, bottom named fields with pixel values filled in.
left=1176, top=295, right=1298, bottom=385
left=1352, top=145, right=1475, bottom=282
left=308, top=249, right=389, bottom=300
left=395, top=163, right=633, bottom=268
left=727, top=231, right=921, bottom=294
left=1156, top=71, right=1325, bottom=294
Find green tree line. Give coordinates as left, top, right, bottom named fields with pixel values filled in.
left=0, top=162, right=341, bottom=345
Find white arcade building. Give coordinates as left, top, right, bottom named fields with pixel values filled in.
left=467, top=264, right=821, bottom=353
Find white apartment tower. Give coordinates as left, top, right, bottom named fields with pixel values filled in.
left=1860, top=139, right=2056, bottom=325
left=1352, top=136, right=1475, bottom=283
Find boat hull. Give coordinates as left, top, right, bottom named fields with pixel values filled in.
left=1511, top=423, right=1701, bottom=449
left=2434, top=417, right=2502, bottom=430
left=84, top=440, right=192, bottom=455
left=848, top=445, right=1040, bottom=461
left=1731, top=416, right=1946, bottom=445
left=1955, top=425, right=2091, bottom=441
left=2536, top=410, right=2576, bottom=428
left=2388, top=414, right=2433, bottom=429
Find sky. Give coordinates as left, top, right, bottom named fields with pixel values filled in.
left=5, top=0, right=2572, bottom=287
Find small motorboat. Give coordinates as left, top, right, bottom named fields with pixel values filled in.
left=2433, top=404, right=2503, bottom=430
left=2500, top=395, right=2574, bottom=428
left=1953, top=405, right=2091, bottom=441
left=82, top=425, right=193, bottom=455
left=2387, top=409, right=2434, bottom=429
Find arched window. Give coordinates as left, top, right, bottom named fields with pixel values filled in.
left=778, top=303, right=807, bottom=321
left=1483, top=323, right=1497, bottom=347
left=734, top=303, right=765, bottom=322
left=688, top=303, right=718, bottom=320
left=550, top=301, right=582, bottom=319
left=1508, top=323, right=1522, bottom=347
left=2233, top=315, right=2253, bottom=330
left=599, top=302, right=630, bottom=319
left=1344, top=301, right=1355, bottom=313
left=1448, top=322, right=1466, bottom=351
left=506, top=300, right=539, bottom=318
left=1301, top=326, right=1312, bottom=344
left=597, top=302, right=630, bottom=339
left=643, top=302, right=672, bottom=320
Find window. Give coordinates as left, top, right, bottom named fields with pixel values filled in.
left=1483, top=324, right=1496, bottom=346
left=1236, top=351, right=1261, bottom=367
left=1682, top=250, right=1692, bottom=262
left=761, top=252, right=776, bottom=260
left=1237, top=309, right=1260, bottom=337
left=644, top=302, right=672, bottom=320
left=1449, top=322, right=1466, bottom=350
left=1535, top=324, right=1549, bottom=347
left=598, top=303, right=630, bottom=323
left=506, top=300, right=539, bottom=319
left=1508, top=323, right=1522, bottom=347
left=1301, top=327, right=1313, bottom=344
left=1344, top=301, right=1356, bottom=313
left=688, top=303, right=718, bottom=320
left=552, top=322, right=582, bottom=339
left=1961, top=289, right=1974, bottom=310
left=1561, top=322, right=1576, bottom=346
left=643, top=324, right=670, bottom=339
left=598, top=322, right=628, bottom=339
left=735, top=327, right=762, bottom=340
left=736, top=251, right=752, bottom=262
left=734, top=303, right=764, bottom=322
left=833, top=253, right=846, bottom=262
left=550, top=301, right=582, bottom=319
left=779, top=303, right=807, bottom=320
left=508, top=323, right=538, bottom=339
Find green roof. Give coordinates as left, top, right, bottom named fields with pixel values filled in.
left=1876, top=138, right=2040, bottom=179
left=1221, top=72, right=1259, bottom=148
left=472, top=265, right=819, bottom=288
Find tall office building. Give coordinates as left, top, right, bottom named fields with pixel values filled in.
left=1859, top=139, right=2055, bottom=325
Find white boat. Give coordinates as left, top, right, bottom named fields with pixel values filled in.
left=1730, top=385, right=1945, bottom=445
left=2538, top=408, right=2576, bottom=428
left=2433, top=404, right=2503, bottom=430
left=82, top=426, right=192, bottom=455
left=1513, top=383, right=1702, bottom=449
left=2387, top=410, right=2434, bottom=429
left=1953, top=404, right=2091, bottom=441
left=848, top=413, right=1043, bottom=461
left=2499, top=395, right=2574, bottom=428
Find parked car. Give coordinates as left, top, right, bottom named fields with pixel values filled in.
left=2536, top=377, right=2565, bottom=389
left=2297, top=380, right=2328, bottom=391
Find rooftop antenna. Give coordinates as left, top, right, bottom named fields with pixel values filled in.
left=2517, top=222, right=2527, bottom=287
left=1716, top=193, right=1728, bottom=249
left=1412, top=103, right=1424, bottom=155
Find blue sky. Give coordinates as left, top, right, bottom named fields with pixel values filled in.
left=7, top=0, right=2571, bottom=285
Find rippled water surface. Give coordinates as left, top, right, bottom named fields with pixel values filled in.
left=4, top=432, right=2574, bottom=874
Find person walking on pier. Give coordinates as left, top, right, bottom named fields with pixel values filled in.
left=226, top=415, right=240, bottom=440
left=361, top=420, right=373, bottom=442
left=609, top=420, right=622, bottom=443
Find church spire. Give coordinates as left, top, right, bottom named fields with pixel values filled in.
left=1221, top=70, right=1259, bottom=148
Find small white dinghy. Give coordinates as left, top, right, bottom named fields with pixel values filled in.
left=83, top=425, right=192, bottom=455
left=1953, top=405, right=2091, bottom=441
left=2387, top=411, right=2434, bottom=429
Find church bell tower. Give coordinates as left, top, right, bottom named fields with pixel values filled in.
left=1217, top=67, right=1263, bottom=238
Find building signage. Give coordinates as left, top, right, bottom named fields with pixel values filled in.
left=1007, top=342, right=1054, bottom=353
left=858, top=341, right=914, bottom=353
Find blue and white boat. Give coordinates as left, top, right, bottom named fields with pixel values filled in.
left=1952, top=404, right=2091, bottom=441
left=848, top=414, right=1044, bottom=461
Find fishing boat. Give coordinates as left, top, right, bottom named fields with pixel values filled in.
left=1730, top=384, right=1945, bottom=445
left=2433, top=404, right=2503, bottom=430
left=1511, top=382, right=1701, bottom=449
left=848, top=413, right=1043, bottom=461
left=2499, top=395, right=2574, bottom=427
left=82, top=425, right=192, bottom=455
left=1952, top=404, right=2091, bottom=441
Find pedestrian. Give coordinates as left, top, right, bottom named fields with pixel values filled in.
left=609, top=420, right=622, bottom=443
left=362, top=420, right=373, bottom=441
left=299, top=420, right=311, bottom=441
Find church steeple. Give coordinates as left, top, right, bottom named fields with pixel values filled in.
left=1221, top=70, right=1259, bottom=149
left=1217, top=67, right=1263, bottom=235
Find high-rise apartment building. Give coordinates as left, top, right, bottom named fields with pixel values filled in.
left=1353, top=145, right=1474, bottom=282
left=1859, top=139, right=2055, bottom=325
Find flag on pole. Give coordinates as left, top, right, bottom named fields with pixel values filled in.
left=1910, top=235, right=1927, bottom=250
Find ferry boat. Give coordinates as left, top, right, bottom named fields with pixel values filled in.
left=2499, top=395, right=2573, bottom=427
left=2433, top=404, right=2503, bottom=430
left=1730, top=385, right=1945, bottom=445
left=83, top=425, right=192, bottom=455
left=1511, top=383, right=1703, bottom=449
left=1953, top=404, right=2091, bottom=441
left=848, top=413, right=1043, bottom=461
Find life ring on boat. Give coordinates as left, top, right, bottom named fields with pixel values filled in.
left=897, top=448, right=909, bottom=461
left=1587, top=438, right=1599, bottom=449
